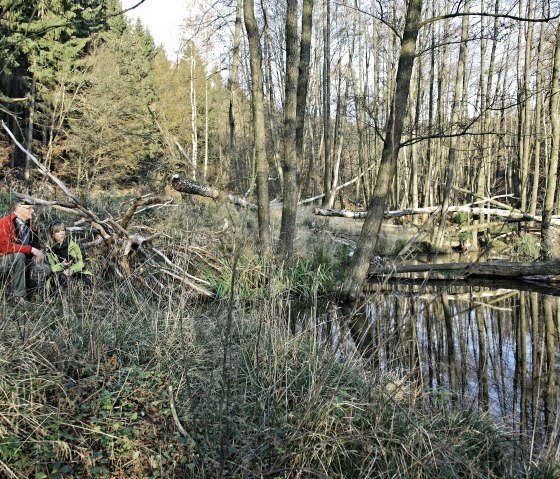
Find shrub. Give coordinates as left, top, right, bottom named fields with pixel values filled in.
left=511, top=233, right=540, bottom=260
left=452, top=211, right=469, bottom=224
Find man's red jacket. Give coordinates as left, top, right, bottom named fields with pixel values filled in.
left=0, top=212, right=39, bottom=256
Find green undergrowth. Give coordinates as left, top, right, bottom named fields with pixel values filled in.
left=511, top=232, right=541, bottom=260
left=205, top=242, right=345, bottom=301
left=1, top=277, right=558, bottom=478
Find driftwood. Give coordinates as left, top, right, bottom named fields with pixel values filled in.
left=368, top=260, right=560, bottom=282
left=172, top=174, right=256, bottom=209
left=2, top=121, right=212, bottom=297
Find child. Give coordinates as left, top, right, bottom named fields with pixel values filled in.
left=46, top=221, right=92, bottom=291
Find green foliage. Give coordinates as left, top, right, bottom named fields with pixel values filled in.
left=458, top=229, right=470, bottom=243
left=207, top=253, right=266, bottom=300
left=62, top=25, right=159, bottom=188
left=0, top=0, right=102, bottom=77
left=452, top=211, right=470, bottom=225
left=511, top=233, right=540, bottom=260
left=281, top=250, right=336, bottom=297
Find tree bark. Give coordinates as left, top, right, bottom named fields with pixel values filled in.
left=434, top=0, right=470, bottom=250
left=296, top=0, right=313, bottom=180
left=321, top=0, right=333, bottom=207
left=530, top=13, right=545, bottom=217
left=226, top=0, right=243, bottom=186
left=243, top=0, right=272, bottom=255
left=278, top=0, right=300, bottom=260
left=339, top=0, right=423, bottom=301
left=368, top=260, right=560, bottom=280
left=171, top=174, right=256, bottom=209
left=189, top=43, right=198, bottom=180
left=541, top=17, right=560, bottom=260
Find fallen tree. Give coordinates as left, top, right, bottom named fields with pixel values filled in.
left=365, top=276, right=560, bottom=297
left=171, top=174, right=256, bottom=209
left=2, top=121, right=213, bottom=298
left=315, top=204, right=560, bottom=224
left=368, top=259, right=560, bottom=282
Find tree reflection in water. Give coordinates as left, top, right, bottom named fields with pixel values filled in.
left=299, top=282, right=560, bottom=461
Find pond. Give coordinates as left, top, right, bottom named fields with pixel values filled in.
left=295, top=275, right=560, bottom=461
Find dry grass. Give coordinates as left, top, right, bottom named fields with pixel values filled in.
left=0, top=193, right=558, bottom=477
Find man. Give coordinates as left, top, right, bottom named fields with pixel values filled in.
left=0, top=201, right=51, bottom=304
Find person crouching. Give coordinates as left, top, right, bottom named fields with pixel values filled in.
left=46, top=221, right=92, bottom=292
left=0, top=201, right=51, bottom=304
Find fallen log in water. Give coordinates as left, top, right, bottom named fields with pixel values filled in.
left=368, top=260, right=560, bottom=282
left=364, top=277, right=560, bottom=297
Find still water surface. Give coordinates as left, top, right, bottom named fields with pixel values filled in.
left=296, top=276, right=560, bottom=460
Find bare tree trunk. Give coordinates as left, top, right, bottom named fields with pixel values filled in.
left=431, top=9, right=450, bottom=208
left=204, top=64, right=209, bottom=181
left=322, top=0, right=333, bottom=207
left=340, top=0, right=423, bottom=301
left=434, top=0, right=470, bottom=250
left=189, top=43, right=198, bottom=180
left=355, top=4, right=369, bottom=208
left=327, top=58, right=348, bottom=208
left=243, top=0, right=271, bottom=255
left=530, top=12, right=545, bottom=217
left=278, top=0, right=300, bottom=260
left=541, top=18, right=560, bottom=260
left=474, top=0, right=500, bottom=249
left=226, top=0, right=243, bottom=186
left=25, top=75, right=36, bottom=182
left=518, top=0, right=534, bottom=212
left=422, top=5, right=438, bottom=208
left=263, top=22, right=283, bottom=193
left=296, top=0, right=313, bottom=178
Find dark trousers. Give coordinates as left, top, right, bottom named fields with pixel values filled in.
left=0, top=252, right=51, bottom=298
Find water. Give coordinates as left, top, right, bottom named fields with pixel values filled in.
left=299, top=277, right=560, bottom=460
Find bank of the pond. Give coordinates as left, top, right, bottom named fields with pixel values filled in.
left=1, top=284, right=558, bottom=478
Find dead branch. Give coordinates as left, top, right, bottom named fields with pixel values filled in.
left=299, top=162, right=377, bottom=206
left=158, top=268, right=213, bottom=297
left=120, top=194, right=173, bottom=229
left=171, top=174, right=257, bottom=209
left=2, top=120, right=79, bottom=203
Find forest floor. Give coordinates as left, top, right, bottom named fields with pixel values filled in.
left=268, top=202, right=420, bottom=257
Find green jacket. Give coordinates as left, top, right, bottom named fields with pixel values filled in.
left=46, top=239, right=91, bottom=289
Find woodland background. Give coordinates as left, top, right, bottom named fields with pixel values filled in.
left=2, top=1, right=560, bottom=477
left=3, top=0, right=560, bottom=230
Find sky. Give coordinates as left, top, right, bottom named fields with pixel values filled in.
left=122, top=0, right=188, bottom=58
